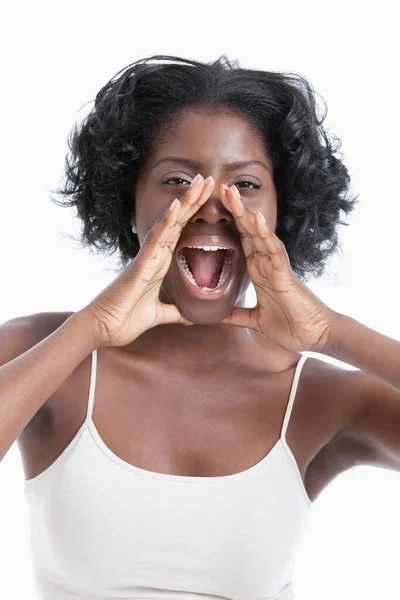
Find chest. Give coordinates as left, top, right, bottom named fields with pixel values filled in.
left=18, top=350, right=344, bottom=502
left=96, top=362, right=303, bottom=478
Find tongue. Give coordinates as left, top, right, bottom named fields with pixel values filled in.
left=184, top=248, right=226, bottom=288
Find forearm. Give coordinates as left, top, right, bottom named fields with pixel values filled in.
left=321, top=313, right=400, bottom=393
left=0, top=309, right=99, bottom=461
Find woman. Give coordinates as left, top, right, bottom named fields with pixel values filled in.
left=1, top=54, right=400, bottom=600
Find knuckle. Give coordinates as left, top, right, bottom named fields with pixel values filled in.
left=276, top=239, right=285, bottom=251
left=159, top=212, right=169, bottom=226
left=144, top=229, right=154, bottom=245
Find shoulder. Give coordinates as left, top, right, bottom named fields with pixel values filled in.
left=284, top=353, right=360, bottom=457
left=303, top=353, right=366, bottom=427
left=303, top=353, right=400, bottom=470
left=24, top=310, right=76, bottom=336
left=0, top=310, right=76, bottom=367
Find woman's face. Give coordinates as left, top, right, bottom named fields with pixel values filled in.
left=133, top=109, right=277, bottom=325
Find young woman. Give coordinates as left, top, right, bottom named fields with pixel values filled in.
left=1, top=54, right=400, bottom=600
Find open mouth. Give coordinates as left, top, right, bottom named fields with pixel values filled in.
left=176, top=247, right=237, bottom=292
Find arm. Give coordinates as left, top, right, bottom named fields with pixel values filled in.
left=319, top=314, right=400, bottom=469
left=0, top=309, right=99, bottom=462
left=322, top=313, right=400, bottom=393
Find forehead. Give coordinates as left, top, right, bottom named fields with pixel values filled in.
left=148, top=109, right=272, bottom=171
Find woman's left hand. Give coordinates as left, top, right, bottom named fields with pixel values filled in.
left=219, top=183, right=339, bottom=353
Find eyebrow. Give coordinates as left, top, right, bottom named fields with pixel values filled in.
left=152, top=156, right=271, bottom=174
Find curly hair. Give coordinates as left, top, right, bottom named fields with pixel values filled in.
left=51, top=54, right=359, bottom=282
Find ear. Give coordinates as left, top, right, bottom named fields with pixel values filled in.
left=130, top=211, right=137, bottom=233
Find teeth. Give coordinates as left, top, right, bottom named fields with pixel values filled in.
left=185, top=245, right=230, bottom=251
left=178, top=253, right=233, bottom=290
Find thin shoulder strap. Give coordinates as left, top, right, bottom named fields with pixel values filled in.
left=86, top=348, right=98, bottom=423
left=280, top=353, right=309, bottom=442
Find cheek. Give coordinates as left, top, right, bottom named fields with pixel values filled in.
left=249, top=195, right=277, bottom=231
left=135, top=205, right=163, bottom=245
left=134, top=182, right=166, bottom=232
left=267, top=207, right=277, bottom=232
left=263, top=191, right=277, bottom=231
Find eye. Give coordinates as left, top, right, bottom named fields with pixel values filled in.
left=234, top=180, right=261, bottom=190
left=162, top=177, right=261, bottom=190
left=161, top=176, right=191, bottom=186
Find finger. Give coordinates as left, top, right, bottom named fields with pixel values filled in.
left=170, top=175, right=214, bottom=244
left=129, top=199, right=182, bottom=285
left=161, top=176, right=214, bottom=253
left=162, top=176, right=215, bottom=256
left=155, top=299, right=194, bottom=327
left=140, top=176, right=214, bottom=264
left=178, top=175, right=214, bottom=221
left=219, top=184, right=261, bottom=259
left=219, top=306, right=258, bottom=331
left=254, top=213, right=290, bottom=273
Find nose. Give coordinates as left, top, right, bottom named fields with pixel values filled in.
left=187, top=184, right=234, bottom=226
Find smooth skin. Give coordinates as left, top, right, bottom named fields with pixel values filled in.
left=14, top=109, right=400, bottom=501
left=87, top=173, right=215, bottom=347
left=86, top=108, right=400, bottom=485
left=88, top=167, right=335, bottom=354
left=102, top=110, right=307, bottom=369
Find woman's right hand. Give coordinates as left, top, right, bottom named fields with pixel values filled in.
left=81, top=174, right=213, bottom=348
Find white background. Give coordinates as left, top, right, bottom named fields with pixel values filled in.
left=1, top=1, right=399, bottom=598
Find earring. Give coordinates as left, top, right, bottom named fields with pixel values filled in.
left=131, top=224, right=137, bottom=234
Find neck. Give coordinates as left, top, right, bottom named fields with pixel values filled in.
left=122, top=292, right=274, bottom=369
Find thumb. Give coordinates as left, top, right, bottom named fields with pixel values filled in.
left=220, top=306, right=254, bottom=329
left=156, top=302, right=194, bottom=327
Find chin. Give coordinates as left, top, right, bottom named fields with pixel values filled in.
left=174, top=291, right=245, bottom=327
left=179, top=310, right=229, bottom=327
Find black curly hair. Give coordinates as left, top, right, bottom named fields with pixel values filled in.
left=51, top=54, right=359, bottom=282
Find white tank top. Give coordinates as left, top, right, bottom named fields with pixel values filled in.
left=24, top=350, right=312, bottom=600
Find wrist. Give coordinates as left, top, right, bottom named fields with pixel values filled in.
left=313, top=311, right=344, bottom=355
left=68, top=308, right=108, bottom=350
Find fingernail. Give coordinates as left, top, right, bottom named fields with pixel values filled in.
left=232, top=184, right=241, bottom=199
left=258, top=211, right=266, bottom=224
left=190, top=173, right=203, bottom=187
left=169, top=198, right=179, bottom=211
left=204, top=175, right=213, bottom=185
left=221, top=184, right=229, bottom=191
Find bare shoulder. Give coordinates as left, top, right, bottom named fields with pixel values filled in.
left=320, top=356, right=400, bottom=472
left=0, top=310, right=77, bottom=433
left=305, top=354, right=400, bottom=460
left=0, top=310, right=76, bottom=368
left=301, top=354, right=399, bottom=501
left=304, top=354, right=365, bottom=425
left=302, top=354, right=374, bottom=453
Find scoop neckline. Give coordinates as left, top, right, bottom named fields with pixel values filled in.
left=86, top=420, right=313, bottom=506
left=87, top=417, right=283, bottom=483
